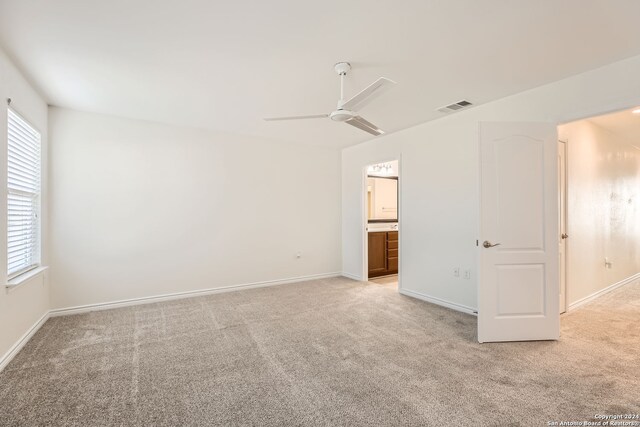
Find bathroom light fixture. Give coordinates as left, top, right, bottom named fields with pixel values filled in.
left=633, top=108, right=640, bottom=114
left=368, top=162, right=393, bottom=176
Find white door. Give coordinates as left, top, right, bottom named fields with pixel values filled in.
left=558, top=141, right=567, bottom=314
left=478, top=122, right=559, bottom=343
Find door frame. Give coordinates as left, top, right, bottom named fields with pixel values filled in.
left=362, top=157, right=402, bottom=291
left=558, top=139, right=567, bottom=314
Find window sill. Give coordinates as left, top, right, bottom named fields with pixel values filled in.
left=5, top=266, right=49, bottom=292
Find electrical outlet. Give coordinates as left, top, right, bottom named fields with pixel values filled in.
left=453, top=267, right=460, bottom=277
left=464, top=270, right=471, bottom=279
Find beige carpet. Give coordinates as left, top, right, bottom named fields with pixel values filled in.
left=0, top=277, right=638, bottom=426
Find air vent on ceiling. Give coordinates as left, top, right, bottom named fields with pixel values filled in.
left=437, top=100, right=473, bottom=113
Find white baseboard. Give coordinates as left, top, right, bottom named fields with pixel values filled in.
left=341, top=272, right=362, bottom=281
left=568, top=272, right=640, bottom=311
left=50, top=272, right=341, bottom=317
left=0, top=311, right=50, bottom=372
left=399, top=288, right=477, bottom=316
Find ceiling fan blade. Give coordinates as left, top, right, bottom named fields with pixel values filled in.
left=264, top=114, right=328, bottom=121
left=345, top=116, right=385, bottom=136
left=341, top=77, right=395, bottom=111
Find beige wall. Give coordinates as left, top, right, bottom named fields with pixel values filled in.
left=559, top=120, right=640, bottom=306
left=0, top=48, right=50, bottom=364
left=48, top=108, right=342, bottom=309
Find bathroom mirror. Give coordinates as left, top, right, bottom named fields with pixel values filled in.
left=367, top=176, right=398, bottom=222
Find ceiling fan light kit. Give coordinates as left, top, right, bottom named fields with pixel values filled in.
left=264, top=62, right=395, bottom=136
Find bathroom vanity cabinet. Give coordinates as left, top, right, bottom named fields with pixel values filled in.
left=368, top=231, right=398, bottom=278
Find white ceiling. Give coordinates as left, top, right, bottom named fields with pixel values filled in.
left=589, top=108, right=640, bottom=145
left=2, top=1, right=640, bottom=148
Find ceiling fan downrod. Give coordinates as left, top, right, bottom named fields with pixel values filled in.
left=334, top=62, right=351, bottom=108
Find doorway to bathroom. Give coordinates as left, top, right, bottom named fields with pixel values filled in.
left=365, top=160, right=399, bottom=289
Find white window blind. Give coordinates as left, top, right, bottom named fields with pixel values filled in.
left=7, top=108, right=41, bottom=278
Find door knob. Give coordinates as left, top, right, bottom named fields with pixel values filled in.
left=561, top=233, right=569, bottom=239
left=483, top=241, right=501, bottom=248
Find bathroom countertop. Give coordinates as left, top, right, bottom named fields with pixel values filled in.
left=367, top=223, right=398, bottom=233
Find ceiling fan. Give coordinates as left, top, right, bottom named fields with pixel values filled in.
left=264, top=62, right=396, bottom=136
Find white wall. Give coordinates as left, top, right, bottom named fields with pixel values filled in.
left=49, top=108, right=341, bottom=309
left=342, top=54, right=640, bottom=312
left=0, top=48, right=50, bottom=362
left=559, top=119, right=640, bottom=305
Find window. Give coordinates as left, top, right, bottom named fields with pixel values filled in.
left=7, top=108, right=41, bottom=279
